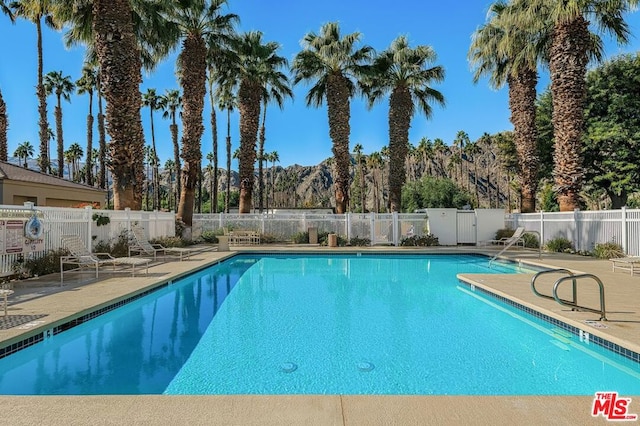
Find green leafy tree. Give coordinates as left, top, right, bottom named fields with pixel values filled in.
left=583, top=53, right=640, bottom=208
left=402, top=176, right=472, bottom=212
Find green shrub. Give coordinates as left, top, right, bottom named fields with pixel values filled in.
left=494, top=228, right=516, bottom=240
left=151, top=236, right=192, bottom=248
left=201, top=230, right=219, bottom=244
left=349, top=236, right=371, bottom=246
left=399, top=234, right=440, bottom=247
left=94, top=231, right=130, bottom=257
left=260, top=233, right=278, bottom=244
left=317, top=231, right=347, bottom=246
left=17, top=248, right=69, bottom=277
left=545, top=237, right=573, bottom=253
left=593, top=242, right=624, bottom=259
left=522, top=233, right=539, bottom=249
left=292, top=231, right=309, bottom=244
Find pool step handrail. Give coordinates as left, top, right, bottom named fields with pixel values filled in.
left=530, top=269, right=607, bottom=321
left=489, top=227, right=527, bottom=265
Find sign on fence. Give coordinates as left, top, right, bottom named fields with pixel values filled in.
left=0, top=219, right=45, bottom=255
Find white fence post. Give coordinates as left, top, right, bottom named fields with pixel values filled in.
left=622, top=206, right=628, bottom=254
left=84, top=205, right=93, bottom=250
left=346, top=213, right=350, bottom=240
left=369, top=213, right=375, bottom=246
left=540, top=211, right=545, bottom=247
left=392, top=212, right=399, bottom=246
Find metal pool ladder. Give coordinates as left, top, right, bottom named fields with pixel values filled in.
left=530, top=269, right=607, bottom=321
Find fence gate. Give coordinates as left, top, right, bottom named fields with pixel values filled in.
left=456, top=211, right=476, bottom=244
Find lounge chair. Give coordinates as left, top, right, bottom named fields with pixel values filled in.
left=610, top=256, right=640, bottom=276
left=60, top=235, right=150, bottom=284
left=485, top=226, right=526, bottom=248
left=128, top=224, right=194, bottom=261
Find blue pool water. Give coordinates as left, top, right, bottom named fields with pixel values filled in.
left=0, top=254, right=639, bottom=395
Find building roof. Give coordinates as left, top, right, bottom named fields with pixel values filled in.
left=0, top=161, right=106, bottom=193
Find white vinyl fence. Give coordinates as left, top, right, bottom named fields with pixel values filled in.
left=192, top=212, right=429, bottom=246
left=0, top=203, right=175, bottom=276
left=506, top=207, right=640, bottom=256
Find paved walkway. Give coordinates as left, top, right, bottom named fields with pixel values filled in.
left=0, top=245, right=638, bottom=425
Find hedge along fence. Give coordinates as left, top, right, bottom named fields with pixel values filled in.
left=0, top=203, right=176, bottom=276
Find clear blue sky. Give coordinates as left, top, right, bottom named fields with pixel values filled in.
left=1, top=1, right=639, bottom=169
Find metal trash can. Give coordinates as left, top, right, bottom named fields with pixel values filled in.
left=328, top=233, right=337, bottom=247
left=217, top=235, right=229, bottom=252
left=308, top=227, right=318, bottom=245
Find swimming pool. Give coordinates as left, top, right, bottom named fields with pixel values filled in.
left=0, top=254, right=638, bottom=395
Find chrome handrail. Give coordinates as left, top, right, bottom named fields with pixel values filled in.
left=530, top=269, right=607, bottom=321
left=553, top=274, right=607, bottom=321
left=530, top=269, right=576, bottom=305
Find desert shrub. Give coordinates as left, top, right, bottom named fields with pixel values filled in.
left=260, top=233, right=278, bottom=244
left=399, top=234, right=439, bottom=247
left=17, top=248, right=69, bottom=277
left=593, top=242, right=624, bottom=259
left=151, top=236, right=193, bottom=248
left=349, top=236, right=371, bottom=246
left=94, top=231, right=130, bottom=257
left=201, top=230, right=219, bottom=244
left=317, top=231, right=347, bottom=246
left=522, top=233, right=539, bottom=249
left=292, top=231, right=309, bottom=244
left=545, top=237, right=573, bottom=253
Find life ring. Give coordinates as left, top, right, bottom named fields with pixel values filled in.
left=25, top=216, right=44, bottom=240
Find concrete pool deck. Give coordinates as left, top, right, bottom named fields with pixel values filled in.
left=0, top=245, right=638, bottom=425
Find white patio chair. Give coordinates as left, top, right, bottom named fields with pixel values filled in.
left=60, top=235, right=150, bottom=284
left=128, top=224, right=194, bottom=261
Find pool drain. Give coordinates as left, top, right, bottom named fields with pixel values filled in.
left=281, top=362, right=298, bottom=373
left=357, top=361, right=375, bottom=372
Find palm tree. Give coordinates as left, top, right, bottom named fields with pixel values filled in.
left=76, top=65, right=97, bottom=186
left=217, top=82, right=236, bottom=213
left=465, top=140, right=482, bottom=207
left=1, top=1, right=13, bottom=20
left=14, top=140, right=34, bottom=167
left=159, top=0, right=237, bottom=226
left=469, top=1, right=542, bottom=213
left=0, top=90, right=7, bottom=162
left=256, top=54, right=292, bottom=213
left=164, top=158, right=176, bottom=211
left=10, top=0, right=60, bottom=173
left=142, top=87, right=161, bottom=210
left=43, top=70, right=75, bottom=178
left=367, top=151, right=382, bottom=213
left=220, top=31, right=287, bottom=213
left=353, top=143, right=366, bottom=212
left=267, top=150, right=279, bottom=212
left=361, top=35, right=445, bottom=212
left=452, top=130, right=469, bottom=185
left=292, top=22, right=373, bottom=214
left=65, top=142, right=83, bottom=180
left=206, top=152, right=215, bottom=212
left=519, top=0, right=637, bottom=211
left=158, top=89, right=182, bottom=204
left=92, top=0, right=146, bottom=209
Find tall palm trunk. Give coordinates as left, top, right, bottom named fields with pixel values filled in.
left=550, top=18, right=589, bottom=212
left=177, top=34, right=206, bottom=226
left=508, top=68, right=539, bottom=213
left=149, top=106, right=159, bottom=210
left=85, top=91, right=94, bottom=186
left=93, top=0, right=145, bottom=210
left=388, top=85, right=412, bottom=212
left=0, top=91, right=7, bottom=162
left=257, top=99, right=267, bottom=213
left=238, top=79, right=261, bottom=213
left=209, top=90, right=218, bottom=214
left=55, top=97, right=64, bottom=177
left=225, top=109, right=231, bottom=213
left=36, top=19, right=49, bottom=173
left=327, top=75, right=351, bottom=213
left=170, top=117, right=181, bottom=208
left=97, top=73, right=107, bottom=190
